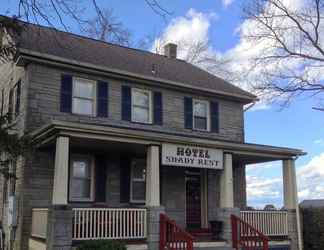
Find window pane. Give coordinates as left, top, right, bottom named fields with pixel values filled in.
left=71, top=179, right=91, bottom=199
left=73, top=98, right=94, bottom=115
left=194, top=117, right=207, bottom=130
left=72, top=160, right=89, bottom=178
left=132, top=161, right=146, bottom=180
left=133, top=106, right=149, bottom=123
left=133, top=90, right=149, bottom=107
left=74, top=79, right=94, bottom=98
left=194, top=102, right=207, bottom=117
left=132, top=181, right=145, bottom=201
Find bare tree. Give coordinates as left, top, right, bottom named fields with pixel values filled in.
left=85, top=8, right=131, bottom=46
left=243, top=0, right=324, bottom=109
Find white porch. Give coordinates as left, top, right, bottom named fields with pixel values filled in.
left=29, top=121, right=305, bottom=250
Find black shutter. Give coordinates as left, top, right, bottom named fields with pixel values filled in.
left=15, top=80, right=21, bottom=115
left=184, top=97, right=193, bottom=129
left=210, top=101, right=219, bottom=133
left=121, top=86, right=131, bottom=121
left=95, top=155, right=107, bottom=202
left=120, top=155, right=131, bottom=203
left=97, top=81, right=109, bottom=117
left=153, top=92, right=163, bottom=125
left=60, top=74, right=73, bottom=113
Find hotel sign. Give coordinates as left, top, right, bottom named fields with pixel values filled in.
left=162, top=143, right=223, bottom=170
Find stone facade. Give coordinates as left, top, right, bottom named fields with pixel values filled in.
left=25, top=63, right=245, bottom=142
left=0, top=59, right=255, bottom=250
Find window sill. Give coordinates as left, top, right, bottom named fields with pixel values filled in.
left=130, top=120, right=153, bottom=126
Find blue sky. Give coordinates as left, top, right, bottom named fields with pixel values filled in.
left=2, top=0, right=324, bottom=208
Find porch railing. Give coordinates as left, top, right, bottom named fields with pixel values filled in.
left=160, top=213, right=194, bottom=250
left=31, top=208, right=49, bottom=239
left=240, top=210, right=288, bottom=237
left=231, top=214, right=269, bottom=250
left=72, top=208, right=147, bottom=240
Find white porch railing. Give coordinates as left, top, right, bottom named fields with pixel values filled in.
left=31, top=208, right=48, bottom=239
left=240, top=210, right=288, bottom=237
left=72, top=208, right=147, bottom=240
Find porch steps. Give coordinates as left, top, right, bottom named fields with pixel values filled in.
left=193, top=241, right=233, bottom=250
left=126, top=243, right=234, bottom=250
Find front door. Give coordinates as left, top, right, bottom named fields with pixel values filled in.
left=186, top=171, right=201, bottom=229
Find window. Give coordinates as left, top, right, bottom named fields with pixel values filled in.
left=72, top=78, right=96, bottom=116
left=130, top=159, right=146, bottom=203
left=69, top=155, right=94, bottom=201
left=193, top=99, right=210, bottom=131
left=131, top=88, right=152, bottom=124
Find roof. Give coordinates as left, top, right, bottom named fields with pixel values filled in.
left=300, top=199, right=324, bottom=208
left=13, top=21, right=256, bottom=103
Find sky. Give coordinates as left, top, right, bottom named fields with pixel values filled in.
left=1, top=0, right=324, bottom=208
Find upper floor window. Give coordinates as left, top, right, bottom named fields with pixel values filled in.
left=72, top=78, right=96, bottom=116
left=131, top=88, right=152, bottom=124
left=69, top=155, right=94, bottom=202
left=130, top=159, right=146, bottom=203
left=193, top=99, right=210, bottom=131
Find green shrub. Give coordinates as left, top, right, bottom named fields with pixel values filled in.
left=76, top=240, right=127, bottom=250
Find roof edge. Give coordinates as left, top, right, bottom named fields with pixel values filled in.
left=18, top=48, right=258, bottom=104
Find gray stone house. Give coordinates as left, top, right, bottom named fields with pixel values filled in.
left=0, top=20, right=305, bottom=250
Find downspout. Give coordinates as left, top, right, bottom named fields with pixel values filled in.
left=293, top=156, right=304, bottom=250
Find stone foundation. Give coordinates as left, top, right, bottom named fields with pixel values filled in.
left=146, top=206, right=165, bottom=250
left=46, top=205, right=73, bottom=250
left=216, top=207, right=240, bottom=244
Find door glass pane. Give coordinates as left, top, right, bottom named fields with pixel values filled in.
left=133, top=90, right=149, bottom=107
left=133, top=106, right=149, bottom=123
left=194, top=101, right=207, bottom=117
left=73, top=98, right=94, bottom=115
left=74, top=80, right=94, bottom=98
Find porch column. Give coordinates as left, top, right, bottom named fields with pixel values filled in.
left=220, top=153, right=234, bottom=208
left=283, top=159, right=303, bottom=250
left=283, top=159, right=298, bottom=209
left=146, top=145, right=160, bottom=206
left=217, top=153, right=238, bottom=244
left=52, top=136, right=69, bottom=205
left=146, top=145, right=164, bottom=250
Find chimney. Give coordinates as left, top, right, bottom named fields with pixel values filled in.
left=164, top=43, right=177, bottom=59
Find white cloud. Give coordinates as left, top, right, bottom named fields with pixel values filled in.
left=152, top=8, right=216, bottom=59
left=297, top=153, right=324, bottom=200
left=222, top=0, right=234, bottom=8
left=246, top=153, right=324, bottom=208
left=153, top=1, right=324, bottom=110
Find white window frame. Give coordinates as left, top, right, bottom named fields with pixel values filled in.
left=131, top=88, right=153, bottom=124
left=130, top=159, right=146, bottom=204
left=69, top=154, right=95, bottom=202
left=193, top=99, right=210, bottom=132
left=72, top=77, right=97, bottom=116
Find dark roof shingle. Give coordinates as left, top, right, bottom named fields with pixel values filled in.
left=17, top=22, right=256, bottom=102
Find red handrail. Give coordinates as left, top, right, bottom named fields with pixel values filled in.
left=231, top=214, right=269, bottom=250
left=160, top=214, right=194, bottom=250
